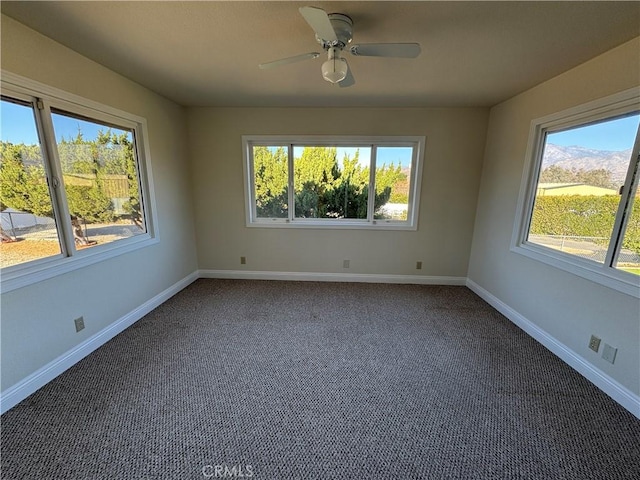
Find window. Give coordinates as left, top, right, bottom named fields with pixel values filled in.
left=243, top=136, right=424, bottom=229
left=1, top=98, right=63, bottom=263
left=513, top=88, right=640, bottom=296
left=0, top=73, right=156, bottom=292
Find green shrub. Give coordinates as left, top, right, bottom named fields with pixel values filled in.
left=530, top=195, right=640, bottom=254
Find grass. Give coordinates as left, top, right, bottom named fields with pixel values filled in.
left=620, top=267, right=640, bottom=275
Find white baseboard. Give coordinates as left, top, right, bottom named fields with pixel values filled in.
left=0, top=271, right=199, bottom=414
left=466, top=278, right=640, bottom=419
left=4, top=271, right=637, bottom=420
left=199, top=269, right=467, bottom=285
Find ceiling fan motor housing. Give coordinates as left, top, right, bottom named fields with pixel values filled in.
left=318, top=13, right=353, bottom=48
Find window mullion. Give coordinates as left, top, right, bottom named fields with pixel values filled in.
left=368, top=145, right=377, bottom=223
left=287, top=144, right=295, bottom=222
left=35, top=99, right=76, bottom=257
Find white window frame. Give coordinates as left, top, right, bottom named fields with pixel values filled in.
left=511, top=87, right=640, bottom=298
left=1, top=71, right=159, bottom=293
left=242, top=135, right=425, bottom=230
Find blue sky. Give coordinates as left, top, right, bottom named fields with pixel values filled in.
left=1, top=100, right=125, bottom=144
left=292, top=145, right=413, bottom=168
left=1, top=100, right=40, bottom=144
left=4, top=98, right=638, bottom=154
left=548, top=113, right=639, bottom=151
left=329, top=146, right=413, bottom=169
left=376, top=147, right=413, bottom=168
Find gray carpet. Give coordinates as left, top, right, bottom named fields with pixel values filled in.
left=1, top=279, right=639, bottom=479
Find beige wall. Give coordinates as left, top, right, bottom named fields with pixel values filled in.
left=0, top=15, right=198, bottom=390
left=187, top=107, right=488, bottom=277
left=4, top=10, right=637, bottom=413
left=469, top=37, right=640, bottom=394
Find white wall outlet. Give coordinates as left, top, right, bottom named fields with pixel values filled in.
left=588, top=335, right=601, bottom=352
left=343, top=259, right=350, bottom=268
left=74, top=316, right=85, bottom=332
left=602, top=343, right=617, bottom=364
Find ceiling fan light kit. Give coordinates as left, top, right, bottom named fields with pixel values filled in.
left=322, top=47, right=348, bottom=83
left=258, top=6, right=421, bottom=87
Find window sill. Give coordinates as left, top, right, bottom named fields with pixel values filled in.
left=511, top=242, right=640, bottom=298
left=0, top=234, right=158, bottom=294
left=247, top=219, right=417, bottom=231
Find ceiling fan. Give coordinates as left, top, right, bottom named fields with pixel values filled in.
left=259, top=6, right=421, bottom=87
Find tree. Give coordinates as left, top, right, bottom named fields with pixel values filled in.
left=252, top=146, right=407, bottom=220
left=622, top=198, right=640, bottom=255
left=529, top=194, right=640, bottom=255
left=57, top=129, right=142, bottom=226
left=105, top=131, right=143, bottom=227
left=65, top=184, right=113, bottom=223
left=294, top=147, right=344, bottom=218
left=372, top=162, right=405, bottom=218
left=1, top=127, right=143, bottom=229
left=0, top=142, right=54, bottom=217
left=539, top=165, right=616, bottom=190
left=57, top=133, right=114, bottom=223
left=253, top=146, right=288, bottom=218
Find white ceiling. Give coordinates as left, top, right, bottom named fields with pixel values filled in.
left=2, top=1, right=639, bottom=108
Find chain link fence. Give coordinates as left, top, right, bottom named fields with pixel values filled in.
left=528, top=234, right=640, bottom=265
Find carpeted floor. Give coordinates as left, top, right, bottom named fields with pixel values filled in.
left=1, top=279, right=639, bottom=479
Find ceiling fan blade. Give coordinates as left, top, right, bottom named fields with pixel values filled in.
left=339, top=61, right=355, bottom=88
left=299, top=6, right=338, bottom=42
left=259, top=52, right=320, bottom=70
left=349, top=43, right=421, bottom=58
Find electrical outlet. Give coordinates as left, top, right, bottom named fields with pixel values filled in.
left=416, top=261, right=422, bottom=270
left=240, top=256, right=246, bottom=265
left=74, top=316, right=85, bottom=333
left=602, top=343, right=617, bottom=364
left=343, top=259, right=350, bottom=268
left=588, top=335, right=601, bottom=352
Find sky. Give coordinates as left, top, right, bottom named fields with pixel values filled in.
left=293, top=145, right=413, bottom=168
left=1, top=100, right=127, bottom=145
left=548, top=113, right=640, bottom=151
left=4, top=99, right=410, bottom=166
left=3, top=99, right=639, bottom=154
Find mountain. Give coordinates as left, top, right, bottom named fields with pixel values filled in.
left=542, top=144, right=633, bottom=184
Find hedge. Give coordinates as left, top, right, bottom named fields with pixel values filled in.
left=530, top=195, right=640, bottom=254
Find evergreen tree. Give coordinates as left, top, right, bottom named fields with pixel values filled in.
left=1, top=127, right=143, bottom=227
left=253, top=146, right=288, bottom=218
left=252, top=145, right=406, bottom=220
left=0, top=142, right=54, bottom=217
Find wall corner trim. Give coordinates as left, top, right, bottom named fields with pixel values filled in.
left=466, top=277, right=640, bottom=419
left=0, top=270, right=200, bottom=415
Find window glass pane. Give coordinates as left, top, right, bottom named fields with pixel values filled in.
left=0, top=98, right=62, bottom=268
left=252, top=145, right=289, bottom=218
left=51, top=109, right=145, bottom=249
left=294, top=146, right=371, bottom=219
left=375, top=147, right=413, bottom=221
left=527, top=113, right=640, bottom=264
left=615, top=181, right=640, bottom=275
